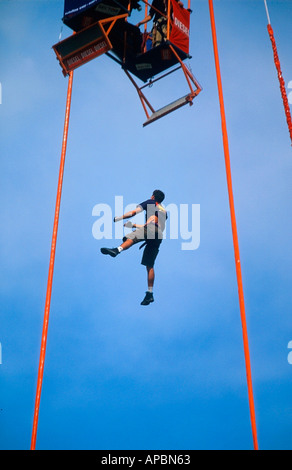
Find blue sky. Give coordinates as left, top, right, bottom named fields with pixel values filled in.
left=0, top=0, right=292, bottom=450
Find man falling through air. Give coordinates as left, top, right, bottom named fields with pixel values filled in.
left=101, top=190, right=168, bottom=306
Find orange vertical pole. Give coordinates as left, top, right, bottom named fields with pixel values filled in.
left=208, top=0, right=259, bottom=450
left=167, top=0, right=171, bottom=40
left=143, top=0, right=148, bottom=53
left=144, top=0, right=148, bottom=32
left=30, top=70, right=74, bottom=450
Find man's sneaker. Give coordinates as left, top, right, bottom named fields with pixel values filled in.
left=100, top=247, right=119, bottom=257
left=141, top=291, right=154, bottom=306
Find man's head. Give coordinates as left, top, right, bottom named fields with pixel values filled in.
left=152, top=189, right=165, bottom=204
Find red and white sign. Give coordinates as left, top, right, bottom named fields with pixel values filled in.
left=63, top=38, right=110, bottom=73
left=169, top=0, right=190, bottom=54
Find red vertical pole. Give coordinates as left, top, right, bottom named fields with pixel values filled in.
left=208, top=0, right=259, bottom=450
left=30, top=71, right=74, bottom=450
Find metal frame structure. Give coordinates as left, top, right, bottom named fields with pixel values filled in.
left=53, top=0, right=202, bottom=125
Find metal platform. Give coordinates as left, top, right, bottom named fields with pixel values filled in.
left=143, top=94, right=192, bottom=127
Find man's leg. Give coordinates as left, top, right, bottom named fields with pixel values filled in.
left=141, top=265, right=155, bottom=306
left=100, top=237, right=135, bottom=257
left=120, top=238, right=135, bottom=251
left=140, top=241, right=160, bottom=306
left=147, top=266, right=154, bottom=292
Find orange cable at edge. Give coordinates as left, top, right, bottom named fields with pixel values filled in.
left=208, top=0, right=259, bottom=450
left=267, top=24, right=292, bottom=146
left=30, top=70, right=74, bottom=450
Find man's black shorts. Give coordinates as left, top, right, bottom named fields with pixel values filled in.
left=124, top=223, right=163, bottom=268
left=141, top=241, right=161, bottom=268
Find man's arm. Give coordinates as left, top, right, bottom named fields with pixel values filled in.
left=114, top=205, right=143, bottom=222
left=124, top=214, right=157, bottom=229
left=124, top=221, right=144, bottom=229
left=136, top=14, right=152, bottom=28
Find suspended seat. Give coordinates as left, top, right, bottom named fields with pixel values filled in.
left=53, top=0, right=202, bottom=125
